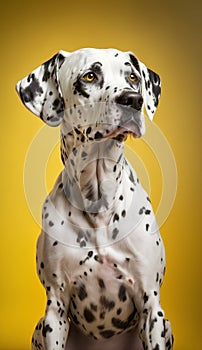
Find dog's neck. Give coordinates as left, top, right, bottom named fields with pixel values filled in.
left=60, top=129, right=126, bottom=216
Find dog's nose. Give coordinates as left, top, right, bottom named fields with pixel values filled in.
left=115, top=91, right=143, bottom=111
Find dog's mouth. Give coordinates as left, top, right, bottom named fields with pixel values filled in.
left=105, top=121, right=142, bottom=142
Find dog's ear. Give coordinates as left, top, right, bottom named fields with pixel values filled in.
left=129, top=53, right=161, bottom=121
left=138, top=61, right=161, bottom=121
left=16, top=50, right=69, bottom=126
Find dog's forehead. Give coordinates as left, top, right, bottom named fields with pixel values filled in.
left=62, top=48, right=136, bottom=72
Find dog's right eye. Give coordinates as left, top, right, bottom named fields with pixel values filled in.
left=129, top=73, right=138, bottom=82
left=83, top=72, right=96, bottom=82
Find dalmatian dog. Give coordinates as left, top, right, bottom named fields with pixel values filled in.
left=16, top=48, right=173, bottom=350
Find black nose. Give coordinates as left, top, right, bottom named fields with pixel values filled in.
left=115, top=91, right=143, bottom=111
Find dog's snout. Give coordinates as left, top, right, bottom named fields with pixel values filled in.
left=115, top=92, right=143, bottom=111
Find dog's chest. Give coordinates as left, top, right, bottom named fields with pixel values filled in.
left=68, top=251, right=139, bottom=340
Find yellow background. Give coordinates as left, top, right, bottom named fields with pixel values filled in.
left=0, top=0, right=201, bottom=349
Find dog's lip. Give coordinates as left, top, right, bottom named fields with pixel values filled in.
left=104, top=122, right=142, bottom=140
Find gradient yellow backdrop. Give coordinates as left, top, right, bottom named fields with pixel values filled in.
left=0, top=0, right=201, bottom=349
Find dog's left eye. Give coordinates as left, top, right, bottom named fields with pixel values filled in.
left=129, top=73, right=138, bottom=82
left=83, top=72, right=96, bottom=82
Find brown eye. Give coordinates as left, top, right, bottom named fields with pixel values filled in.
left=83, top=72, right=96, bottom=82
left=129, top=73, right=138, bottom=82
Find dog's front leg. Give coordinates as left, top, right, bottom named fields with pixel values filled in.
left=32, top=232, right=71, bottom=350
left=32, top=292, right=70, bottom=350
left=137, top=293, right=173, bottom=350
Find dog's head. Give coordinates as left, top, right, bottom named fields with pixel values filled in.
left=16, top=48, right=161, bottom=142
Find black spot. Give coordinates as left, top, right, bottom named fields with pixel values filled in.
left=20, top=74, right=43, bottom=104
left=145, top=209, right=151, bottom=215
left=94, top=255, right=103, bottom=264
left=81, top=134, right=85, bottom=143
left=161, top=318, right=166, bottom=338
left=116, top=275, right=123, bottom=279
left=147, top=68, right=161, bottom=103
left=112, top=302, right=137, bottom=329
left=143, top=292, right=149, bottom=304
left=97, top=325, right=105, bottom=330
left=90, top=303, right=98, bottom=312
left=71, top=297, right=77, bottom=310
left=73, top=78, right=90, bottom=98
left=53, top=241, right=58, bottom=246
left=42, top=322, right=53, bottom=337
left=156, top=273, right=159, bottom=282
left=40, top=262, right=44, bottom=269
left=72, top=147, right=77, bottom=156
left=100, top=311, right=105, bottom=319
left=74, top=127, right=81, bottom=135
left=112, top=227, right=119, bottom=239
left=42, top=54, right=58, bottom=82
left=86, top=126, right=92, bottom=134
left=94, top=131, right=103, bottom=140
left=122, top=210, right=126, bottom=217
left=81, top=151, right=88, bottom=158
left=88, top=251, right=93, bottom=258
left=166, top=337, right=173, bottom=349
left=98, top=278, right=105, bottom=289
left=118, top=285, right=127, bottom=302
left=112, top=317, right=128, bottom=329
left=84, top=307, right=95, bottom=323
left=100, top=330, right=115, bottom=338
left=149, top=317, right=157, bottom=332
left=77, top=230, right=88, bottom=247
left=157, top=311, right=163, bottom=317
left=139, top=207, right=145, bottom=215
left=129, top=54, right=140, bottom=73
left=117, top=308, right=122, bottom=315
left=153, top=345, right=160, bottom=350
left=78, top=283, right=87, bottom=301
left=52, top=98, right=60, bottom=110
left=129, top=169, right=135, bottom=183
left=72, top=314, right=80, bottom=325
left=85, top=184, right=95, bottom=201
left=119, top=195, right=123, bottom=200
left=100, top=296, right=115, bottom=311
left=113, top=213, right=119, bottom=222
left=49, top=221, right=54, bottom=227
left=146, top=223, right=149, bottom=231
